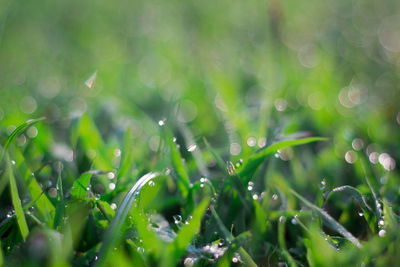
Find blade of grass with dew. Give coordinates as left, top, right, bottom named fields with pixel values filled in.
left=14, top=149, right=54, bottom=221
left=162, top=197, right=210, bottom=266
left=96, top=172, right=160, bottom=267
left=5, top=153, right=29, bottom=240
left=0, top=117, right=45, bottom=164
left=131, top=211, right=165, bottom=257
left=0, top=241, right=3, bottom=266
left=238, top=137, right=328, bottom=179
left=117, top=126, right=135, bottom=182
left=326, top=185, right=372, bottom=212
left=53, top=163, right=64, bottom=230
left=203, top=137, right=226, bottom=173
left=278, top=216, right=297, bottom=267
left=226, top=161, right=250, bottom=212
left=289, top=188, right=363, bottom=248
left=165, top=127, right=190, bottom=198
left=210, top=207, right=258, bottom=267
left=78, top=114, right=113, bottom=170
left=70, top=172, right=93, bottom=200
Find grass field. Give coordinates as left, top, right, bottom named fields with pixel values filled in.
left=0, top=0, right=400, bottom=266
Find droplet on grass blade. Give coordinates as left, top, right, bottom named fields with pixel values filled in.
left=85, top=70, right=98, bottom=89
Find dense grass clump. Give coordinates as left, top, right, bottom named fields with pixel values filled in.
left=1, top=0, right=400, bottom=266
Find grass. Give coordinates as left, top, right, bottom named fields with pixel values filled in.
left=0, top=0, right=400, bottom=266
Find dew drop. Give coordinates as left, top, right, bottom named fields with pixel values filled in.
left=11, top=160, right=16, bottom=165
left=252, top=194, right=259, bottom=200
left=148, top=181, right=155, bottom=187
left=272, top=194, right=278, bottom=201
left=378, top=229, right=386, bottom=237
left=187, top=144, right=197, bottom=152
left=358, top=211, right=364, bottom=217
left=379, top=220, right=385, bottom=226
left=158, top=119, right=165, bottom=126
left=319, top=179, right=326, bottom=190
left=107, top=172, right=115, bottom=179
left=109, top=183, right=116, bottom=190
left=110, top=203, right=117, bottom=210
left=173, top=215, right=182, bottom=224
left=291, top=218, right=297, bottom=225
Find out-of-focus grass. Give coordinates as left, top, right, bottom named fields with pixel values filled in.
left=0, top=0, right=399, bottom=266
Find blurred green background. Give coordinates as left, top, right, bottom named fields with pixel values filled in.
left=1, top=0, right=399, bottom=175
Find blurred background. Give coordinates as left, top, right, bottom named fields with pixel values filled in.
left=0, top=0, right=399, bottom=197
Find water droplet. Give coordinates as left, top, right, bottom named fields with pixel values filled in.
left=378, top=229, right=386, bottom=237
left=379, top=220, right=385, bottom=226
left=114, top=149, right=121, bottom=157
left=184, top=257, right=195, bottom=267
left=107, top=172, right=115, bottom=179
left=230, top=143, right=241, bottom=155
left=274, top=153, right=279, bottom=158
left=200, top=177, right=207, bottom=183
left=247, top=137, right=256, bottom=147
left=352, top=138, right=364, bottom=151
left=148, top=181, right=155, bottom=187
left=28, top=206, right=34, bottom=212
left=252, top=194, right=259, bottom=200
left=158, top=119, right=165, bottom=126
left=272, top=194, right=278, bottom=201
left=187, top=144, right=197, bottom=152
left=109, top=183, right=116, bottom=190
left=11, top=160, right=16, bottom=165
left=291, top=218, right=297, bottom=225
left=247, top=185, right=253, bottom=191
left=345, top=150, right=357, bottom=164
left=358, top=211, right=364, bottom=217
left=319, top=179, right=326, bottom=190
left=110, top=203, right=117, bottom=210
left=173, top=215, right=182, bottom=224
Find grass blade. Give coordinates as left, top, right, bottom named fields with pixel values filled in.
left=6, top=154, right=29, bottom=240
left=162, top=197, right=210, bottom=266
left=0, top=117, right=45, bottom=164
left=210, top=207, right=258, bottom=267
left=70, top=172, right=93, bottom=200
left=326, top=185, right=372, bottom=212
left=165, top=127, right=190, bottom=198
left=278, top=216, right=297, bottom=267
left=289, top=188, right=362, bottom=248
left=238, top=137, right=328, bottom=178
left=96, top=172, right=160, bottom=266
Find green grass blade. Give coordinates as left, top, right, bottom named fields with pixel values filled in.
left=6, top=154, right=29, bottom=240
left=203, top=137, right=226, bottom=173
left=163, top=197, right=210, bottom=266
left=326, top=185, right=372, bottom=212
left=278, top=216, right=297, bottom=267
left=210, top=207, right=258, bottom=267
left=289, top=188, right=362, bottom=248
left=53, top=163, right=64, bottom=229
left=0, top=117, right=45, bottom=164
left=14, top=149, right=54, bottom=221
left=70, top=172, right=93, bottom=199
left=165, top=127, right=190, bottom=198
left=117, top=126, right=135, bottom=181
left=96, top=172, right=160, bottom=267
left=238, top=137, right=328, bottom=178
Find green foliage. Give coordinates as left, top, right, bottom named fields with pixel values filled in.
left=1, top=0, right=400, bottom=265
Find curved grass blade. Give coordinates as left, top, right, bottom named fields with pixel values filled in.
left=238, top=137, right=328, bottom=178
left=0, top=117, right=45, bottom=164
left=53, top=162, right=64, bottom=230
left=96, top=172, right=160, bottom=267
left=289, top=188, right=362, bottom=248
left=326, top=185, right=372, bottom=212
left=5, top=154, right=29, bottom=240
